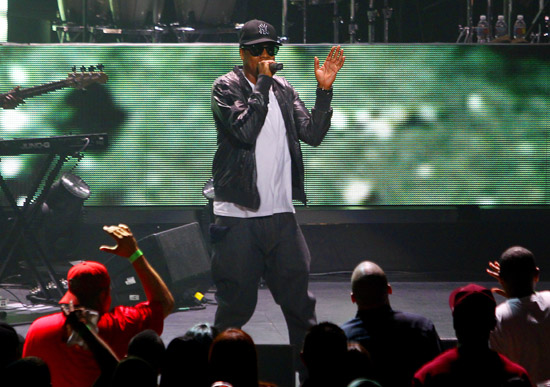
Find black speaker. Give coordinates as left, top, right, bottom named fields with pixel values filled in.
left=107, top=222, right=212, bottom=307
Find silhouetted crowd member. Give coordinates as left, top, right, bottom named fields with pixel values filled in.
left=413, top=284, right=533, bottom=387
left=344, top=342, right=378, bottom=385
left=127, top=329, right=166, bottom=376
left=301, top=322, right=349, bottom=387
left=5, top=356, right=51, bottom=386
left=110, top=356, right=157, bottom=387
left=23, top=224, right=175, bottom=387
left=341, top=261, right=442, bottom=386
left=487, top=246, right=550, bottom=385
left=0, top=321, right=22, bottom=369
left=209, top=328, right=263, bottom=387
left=161, top=322, right=218, bottom=387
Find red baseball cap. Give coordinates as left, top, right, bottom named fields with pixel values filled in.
left=59, top=261, right=111, bottom=305
left=449, top=283, right=496, bottom=315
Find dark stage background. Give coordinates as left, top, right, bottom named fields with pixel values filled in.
left=6, top=0, right=547, bottom=44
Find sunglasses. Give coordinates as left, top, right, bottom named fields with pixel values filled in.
left=242, top=44, right=279, bottom=57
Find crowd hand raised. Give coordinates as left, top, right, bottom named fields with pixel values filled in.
left=486, top=260, right=508, bottom=298
left=486, top=261, right=501, bottom=280
left=315, top=45, right=346, bottom=90
left=99, top=224, right=139, bottom=259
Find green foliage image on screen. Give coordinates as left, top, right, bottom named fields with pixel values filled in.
left=0, top=44, right=549, bottom=206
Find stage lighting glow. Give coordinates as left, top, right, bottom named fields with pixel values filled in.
left=344, top=181, right=373, bottom=204
left=0, top=157, right=22, bottom=178
left=331, top=110, right=348, bottom=130
left=355, top=110, right=372, bottom=125
left=518, top=143, right=534, bottom=156
left=9, top=66, right=28, bottom=85
left=477, top=197, right=496, bottom=206
left=467, top=93, right=486, bottom=114
left=0, top=17, right=6, bottom=43
left=16, top=196, right=25, bottom=207
left=1, top=109, right=27, bottom=131
left=416, top=164, right=434, bottom=179
left=368, top=119, right=392, bottom=139
left=0, top=0, right=6, bottom=42
left=386, top=106, right=407, bottom=124
left=419, top=105, right=437, bottom=122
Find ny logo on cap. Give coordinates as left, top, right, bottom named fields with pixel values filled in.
left=258, top=23, right=269, bottom=35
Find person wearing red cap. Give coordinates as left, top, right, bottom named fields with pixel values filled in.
left=412, top=284, right=532, bottom=387
left=209, top=19, right=344, bottom=376
left=23, top=224, right=175, bottom=387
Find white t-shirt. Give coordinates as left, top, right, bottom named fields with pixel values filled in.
left=490, top=291, right=550, bottom=384
left=214, top=77, right=294, bottom=218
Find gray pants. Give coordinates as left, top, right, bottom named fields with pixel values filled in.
left=211, top=212, right=317, bottom=368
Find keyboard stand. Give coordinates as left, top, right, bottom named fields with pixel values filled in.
left=0, top=152, right=73, bottom=304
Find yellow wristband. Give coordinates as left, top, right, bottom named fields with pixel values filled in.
left=128, top=249, right=143, bottom=264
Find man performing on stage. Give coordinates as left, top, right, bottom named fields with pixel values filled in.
left=209, top=19, right=345, bottom=372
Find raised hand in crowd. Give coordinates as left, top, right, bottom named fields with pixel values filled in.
left=486, top=260, right=509, bottom=298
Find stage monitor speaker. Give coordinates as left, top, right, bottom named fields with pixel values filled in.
left=107, top=222, right=212, bottom=307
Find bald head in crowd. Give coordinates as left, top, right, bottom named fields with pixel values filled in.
left=351, top=261, right=392, bottom=309
left=344, top=261, right=443, bottom=386
left=499, top=246, right=539, bottom=298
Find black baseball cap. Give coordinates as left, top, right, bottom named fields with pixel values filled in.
left=239, top=19, right=282, bottom=46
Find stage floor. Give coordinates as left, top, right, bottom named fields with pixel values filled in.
left=162, top=280, right=507, bottom=344
left=9, top=279, right=522, bottom=344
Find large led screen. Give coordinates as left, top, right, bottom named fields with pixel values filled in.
left=0, top=44, right=549, bottom=206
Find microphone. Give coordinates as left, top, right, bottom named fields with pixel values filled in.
left=269, top=62, right=284, bottom=74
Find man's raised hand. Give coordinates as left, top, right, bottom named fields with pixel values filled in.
left=315, top=45, right=346, bottom=91
left=99, top=224, right=139, bottom=259
left=486, top=260, right=508, bottom=298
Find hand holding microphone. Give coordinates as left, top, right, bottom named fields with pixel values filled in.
left=269, top=62, right=284, bottom=74
left=259, top=60, right=284, bottom=77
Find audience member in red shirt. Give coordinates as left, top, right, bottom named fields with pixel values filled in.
left=23, top=224, right=175, bottom=387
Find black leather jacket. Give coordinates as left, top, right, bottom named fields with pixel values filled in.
left=211, top=65, right=333, bottom=210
